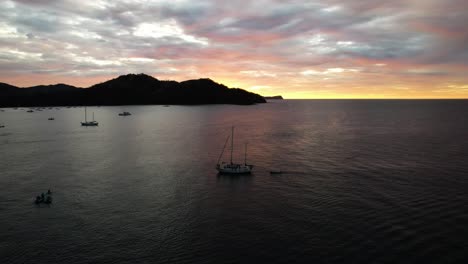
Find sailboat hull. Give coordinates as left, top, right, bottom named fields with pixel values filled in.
left=216, top=163, right=253, bottom=174
left=81, top=121, right=98, bottom=126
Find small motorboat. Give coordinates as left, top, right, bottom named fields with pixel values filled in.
left=44, top=196, right=52, bottom=204
left=118, top=111, right=131, bottom=116
left=34, top=190, right=53, bottom=204
left=48, top=117, right=55, bottom=120
left=270, top=170, right=283, bottom=174
left=27, top=110, right=34, bottom=113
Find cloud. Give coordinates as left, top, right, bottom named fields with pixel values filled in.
left=0, top=0, right=467, bottom=97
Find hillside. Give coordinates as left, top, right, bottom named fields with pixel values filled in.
left=0, top=74, right=266, bottom=107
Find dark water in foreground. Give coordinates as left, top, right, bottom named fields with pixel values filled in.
left=1, top=100, right=468, bottom=263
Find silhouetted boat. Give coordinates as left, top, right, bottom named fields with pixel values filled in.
left=27, top=109, right=34, bottom=113
left=270, top=170, right=282, bottom=174
left=34, top=191, right=52, bottom=204
left=81, top=107, right=98, bottom=126
left=48, top=117, right=55, bottom=120
left=44, top=196, right=52, bottom=204
left=216, top=126, right=253, bottom=174
left=118, top=111, right=131, bottom=116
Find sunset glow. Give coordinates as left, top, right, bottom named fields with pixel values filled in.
left=1, top=0, right=467, bottom=98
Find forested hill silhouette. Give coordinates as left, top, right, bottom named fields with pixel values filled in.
left=0, top=74, right=266, bottom=107
left=264, top=95, right=283, bottom=100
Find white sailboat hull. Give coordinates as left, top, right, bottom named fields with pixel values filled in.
left=216, top=163, right=253, bottom=174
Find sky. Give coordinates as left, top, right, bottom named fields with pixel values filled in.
left=1, top=0, right=467, bottom=98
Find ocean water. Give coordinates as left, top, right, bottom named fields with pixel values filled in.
left=1, top=100, right=467, bottom=263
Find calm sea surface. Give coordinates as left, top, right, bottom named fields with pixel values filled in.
left=1, top=100, right=468, bottom=263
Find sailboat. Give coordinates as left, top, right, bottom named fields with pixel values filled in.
left=216, top=126, right=253, bottom=174
left=81, top=107, right=98, bottom=126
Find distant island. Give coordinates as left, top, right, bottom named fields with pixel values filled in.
left=0, top=74, right=266, bottom=107
left=263, top=95, right=284, bottom=100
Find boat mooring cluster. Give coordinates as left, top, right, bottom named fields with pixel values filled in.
left=35, top=190, right=52, bottom=204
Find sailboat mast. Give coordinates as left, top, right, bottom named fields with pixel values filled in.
left=85, top=107, right=87, bottom=122
left=92, top=112, right=94, bottom=121
left=230, top=126, right=234, bottom=164
left=244, top=143, right=247, bottom=165
left=217, top=135, right=230, bottom=165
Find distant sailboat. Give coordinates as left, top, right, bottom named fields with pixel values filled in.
left=118, top=111, right=131, bottom=116
left=81, top=107, right=98, bottom=126
left=216, top=126, right=253, bottom=174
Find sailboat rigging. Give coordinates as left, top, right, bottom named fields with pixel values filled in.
left=81, top=106, right=99, bottom=126
left=216, top=126, right=253, bottom=174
